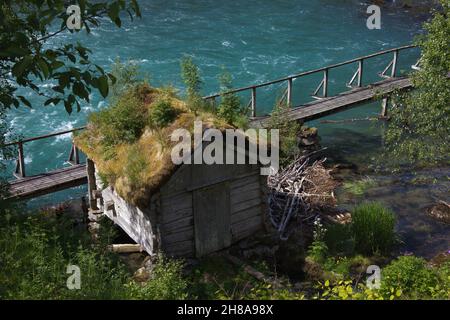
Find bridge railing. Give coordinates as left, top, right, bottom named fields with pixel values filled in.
left=1, top=45, right=420, bottom=180
left=2, top=127, right=86, bottom=179
left=203, top=44, right=419, bottom=117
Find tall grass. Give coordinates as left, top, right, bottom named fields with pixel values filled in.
left=351, top=202, right=396, bottom=255
left=0, top=210, right=187, bottom=300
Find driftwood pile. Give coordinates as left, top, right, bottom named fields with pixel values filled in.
left=268, top=151, right=338, bottom=240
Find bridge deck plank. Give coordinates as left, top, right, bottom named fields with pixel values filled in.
left=6, top=164, right=87, bottom=200
left=250, top=77, right=412, bottom=127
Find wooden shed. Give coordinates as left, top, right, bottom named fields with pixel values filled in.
left=86, top=132, right=268, bottom=258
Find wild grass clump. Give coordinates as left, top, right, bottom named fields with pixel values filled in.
left=0, top=210, right=129, bottom=299
left=127, top=255, right=188, bottom=300
left=351, top=202, right=396, bottom=256
left=0, top=209, right=190, bottom=300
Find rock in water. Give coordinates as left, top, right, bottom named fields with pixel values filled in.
left=426, top=202, right=450, bottom=224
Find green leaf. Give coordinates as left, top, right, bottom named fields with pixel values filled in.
left=37, top=58, right=49, bottom=79
left=98, top=75, right=109, bottom=98
left=51, top=61, right=65, bottom=70
left=1, top=45, right=28, bottom=57
left=18, top=96, right=32, bottom=108
left=73, top=82, right=89, bottom=101
left=12, top=56, right=33, bottom=78
left=64, top=100, right=72, bottom=114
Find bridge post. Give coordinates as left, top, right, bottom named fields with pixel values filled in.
left=14, top=141, right=26, bottom=178
left=323, top=69, right=328, bottom=97
left=68, top=143, right=80, bottom=165
left=287, top=78, right=293, bottom=106
left=357, top=59, right=363, bottom=87
left=381, top=97, right=389, bottom=118
left=251, top=87, right=256, bottom=117
left=391, top=50, right=398, bottom=78
left=86, top=158, right=99, bottom=210
left=210, top=96, right=216, bottom=109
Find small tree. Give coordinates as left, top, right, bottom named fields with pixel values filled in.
left=217, top=71, right=247, bottom=127
left=180, top=57, right=203, bottom=113
left=267, top=99, right=302, bottom=166
left=384, top=1, right=449, bottom=165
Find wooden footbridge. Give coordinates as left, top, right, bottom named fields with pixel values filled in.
left=2, top=45, right=420, bottom=200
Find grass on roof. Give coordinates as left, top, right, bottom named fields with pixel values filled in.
left=75, top=82, right=231, bottom=206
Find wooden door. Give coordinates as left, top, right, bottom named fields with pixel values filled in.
left=193, top=182, right=231, bottom=257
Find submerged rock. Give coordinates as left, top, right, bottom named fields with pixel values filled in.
left=297, top=127, right=320, bottom=147
left=426, top=202, right=450, bottom=224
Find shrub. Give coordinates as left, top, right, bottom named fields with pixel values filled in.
left=89, top=84, right=148, bottom=151
left=315, top=279, right=399, bottom=300
left=267, top=99, right=302, bottom=166
left=216, top=71, right=247, bottom=127
left=351, top=202, right=396, bottom=255
left=148, top=100, right=178, bottom=128
left=381, top=256, right=440, bottom=299
left=324, top=223, right=354, bottom=256
left=110, top=59, right=141, bottom=104
left=180, top=57, right=205, bottom=113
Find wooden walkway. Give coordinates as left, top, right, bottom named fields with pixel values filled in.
left=250, top=77, right=412, bottom=127
left=6, top=164, right=87, bottom=200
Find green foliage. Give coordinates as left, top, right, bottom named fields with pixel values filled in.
left=180, top=57, right=205, bottom=113
left=307, top=218, right=329, bottom=264
left=351, top=202, right=396, bottom=255
left=216, top=71, right=248, bottom=127
left=0, top=0, right=141, bottom=112
left=380, top=256, right=449, bottom=299
left=126, top=256, right=188, bottom=300
left=267, top=100, right=302, bottom=166
left=88, top=84, right=149, bottom=153
left=323, top=223, right=354, bottom=256
left=0, top=210, right=129, bottom=299
left=315, top=279, right=396, bottom=300
left=148, top=100, right=178, bottom=128
left=343, top=177, right=377, bottom=196
left=124, top=144, right=149, bottom=186
left=384, top=1, right=450, bottom=165
left=110, top=59, right=141, bottom=104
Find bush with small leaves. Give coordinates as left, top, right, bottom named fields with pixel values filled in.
left=380, top=256, right=442, bottom=299
left=148, top=100, right=178, bottom=128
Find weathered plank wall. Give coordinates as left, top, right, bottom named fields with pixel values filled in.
left=96, top=180, right=156, bottom=255
left=230, top=172, right=265, bottom=242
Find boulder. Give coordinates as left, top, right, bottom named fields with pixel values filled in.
left=426, top=201, right=450, bottom=224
